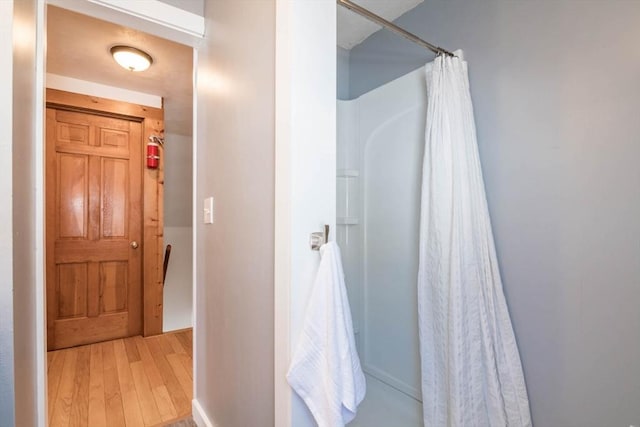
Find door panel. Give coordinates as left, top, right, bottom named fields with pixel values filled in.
left=101, top=128, right=129, bottom=148
left=101, top=158, right=128, bottom=238
left=47, top=107, right=143, bottom=350
left=99, top=261, right=128, bottom=314
left=57, top=153, right=88, bottom=238
left=56, top=121, right=90, bottom=146
left=56, top=263, right=88, bottom=319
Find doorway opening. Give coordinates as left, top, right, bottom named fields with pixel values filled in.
left=44, top=4, right=195, bottom=425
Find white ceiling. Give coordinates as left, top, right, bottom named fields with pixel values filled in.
left=47, top=6, right=193, bottom=136
left=337, top=0, right=424, bottom=49
left=46, top=1, right=421, bottom=133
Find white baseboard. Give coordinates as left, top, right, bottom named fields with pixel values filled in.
left=192, top=399, right=215, bottom=427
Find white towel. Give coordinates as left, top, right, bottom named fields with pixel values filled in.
left=287, top=241, right=366, bottom=427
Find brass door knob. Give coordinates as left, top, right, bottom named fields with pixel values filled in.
left=130, top=241, right=139, bottom=249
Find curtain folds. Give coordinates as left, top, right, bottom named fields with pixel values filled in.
left=417, top=52, right=532, bottom=427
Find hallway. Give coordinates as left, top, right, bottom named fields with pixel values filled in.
left=47, top=330, right=192, bottom=427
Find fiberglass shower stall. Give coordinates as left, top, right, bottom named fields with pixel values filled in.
left=337, top=67, right=428, bottom=427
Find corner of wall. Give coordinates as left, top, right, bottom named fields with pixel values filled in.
left=192, top=399, right=216, bottom=427
left=337, top=46, right=351, bottom=100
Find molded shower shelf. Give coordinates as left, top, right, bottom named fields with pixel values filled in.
left=337, top=169, right=360, bottom=178
left=337, top=217, right=359, bottom=225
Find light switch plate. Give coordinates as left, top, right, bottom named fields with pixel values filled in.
left=203, top=197, right=214, bottom=224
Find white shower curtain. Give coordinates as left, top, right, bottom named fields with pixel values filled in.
left=418, top=52, right=532, bottom=427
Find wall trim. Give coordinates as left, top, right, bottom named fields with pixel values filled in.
left=35, top=3, right=47, bottom=425
left=274, top=0, right=293, bottom=425
left=192, top=399, right=216, bottom=427
left=190, top=48, right=199, bottom=412
left=46, top=88, right=163, bottom=121
left=87, top=0, right=204, bottom=37
left=47, top=0, right=204, bottom=47
left=274, top=1, right=337, bottom=426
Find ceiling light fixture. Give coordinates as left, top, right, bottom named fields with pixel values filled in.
left=110, top=45, right=153, bottom=72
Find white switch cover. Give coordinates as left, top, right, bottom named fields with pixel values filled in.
left=203, top=197, right=214, bottom=224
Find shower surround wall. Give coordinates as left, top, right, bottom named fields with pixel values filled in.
left=337, top=67, right=430, bottom=426
left=348, top=1, right=640, bottom=426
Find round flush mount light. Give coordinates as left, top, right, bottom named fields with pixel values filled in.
left=110, top=45, right=153, bottom=72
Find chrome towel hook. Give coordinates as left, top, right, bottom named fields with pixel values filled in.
left=310, top=224, right=330, bottom=251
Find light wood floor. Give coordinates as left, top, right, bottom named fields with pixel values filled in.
left=47, top=329, right=193, bottom=427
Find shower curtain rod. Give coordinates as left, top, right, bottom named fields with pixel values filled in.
left=337, top=0, right=455, bottom=57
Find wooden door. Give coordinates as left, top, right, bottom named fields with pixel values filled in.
left=46, top=107, right=143, bottom=350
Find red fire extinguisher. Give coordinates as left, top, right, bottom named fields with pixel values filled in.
left=147, top=137, right=161, bottom=169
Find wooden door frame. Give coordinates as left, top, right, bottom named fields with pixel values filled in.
left=46, top=88, right=165, bottom=337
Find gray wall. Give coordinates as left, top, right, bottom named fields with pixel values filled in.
left=164, top=133, right=193, bottom=227
left=195, top=0, right=275, bottom=425
left=337, top=46, right=350, bottom=100
left=349, top=1, right=640, bottom=426
left=163, top=133, right=193, bottom=333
